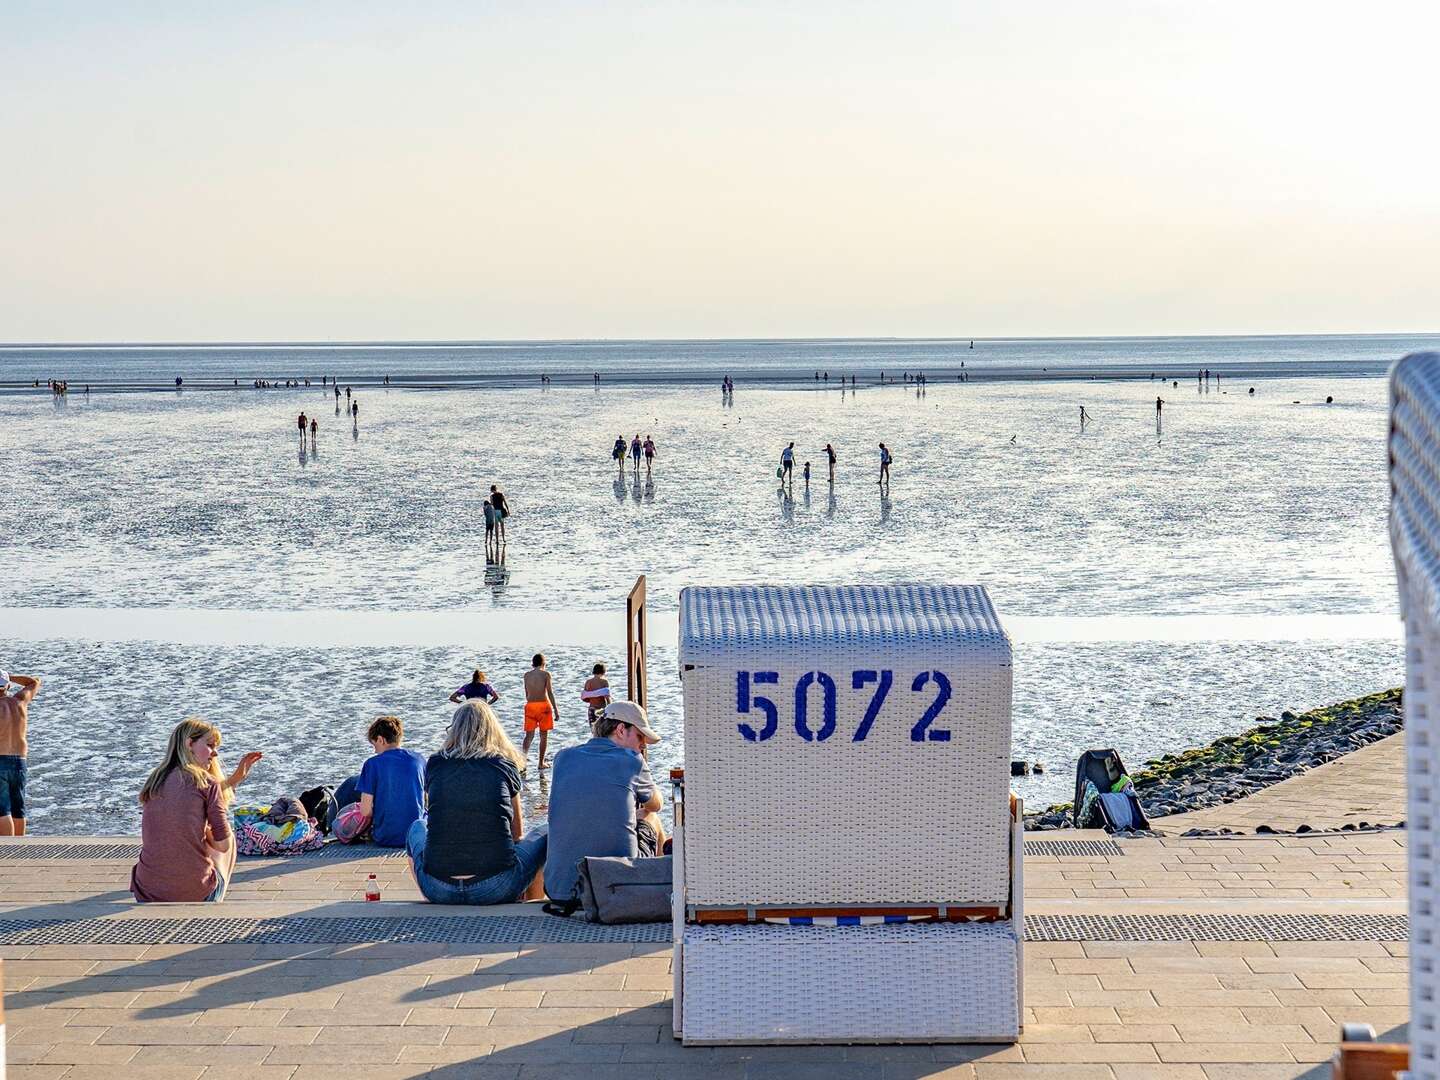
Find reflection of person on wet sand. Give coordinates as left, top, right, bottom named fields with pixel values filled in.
left=484, top=547, right=509, bottom=597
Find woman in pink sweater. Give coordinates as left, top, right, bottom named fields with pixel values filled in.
left=130, top=719, right=262, bottom=903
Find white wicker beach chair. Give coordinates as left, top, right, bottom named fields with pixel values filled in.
left=1391, top=351, right=1440, bottom=1078
left=671, top=584, right=1022, bottom=1045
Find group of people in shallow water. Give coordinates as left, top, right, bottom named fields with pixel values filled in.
left=612, top=433, right=658, bottom=477
left=129, top=657, right=665, bottom=908
left=778, top=439, right=893, bottom=490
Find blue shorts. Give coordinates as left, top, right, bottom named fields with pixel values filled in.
left=0, top=755, right=26, bottom=820
left=407, top=818, right=548, bottom=905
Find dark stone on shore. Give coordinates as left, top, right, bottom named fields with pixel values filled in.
left=1025, top=688, right=1403, bottom=831
left=1011, top=761, right=1030, bottom=777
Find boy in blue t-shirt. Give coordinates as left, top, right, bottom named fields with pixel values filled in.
left=353, top=716, right=426, bottom=847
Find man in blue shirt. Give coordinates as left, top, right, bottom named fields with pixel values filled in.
left=544, top=701, right=664, bottom=903
left=353, top=716, right=426, bottom=847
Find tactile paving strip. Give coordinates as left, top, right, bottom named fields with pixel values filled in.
left=0, top=842, right=407, bottom=861
left=1022, top=839, right=1124, bottom=858
left=1026, top=913, right=1409, bottom=942
left=0, top=912, right=1407, bottom=947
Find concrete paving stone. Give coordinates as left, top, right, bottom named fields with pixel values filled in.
left=1356, top=988, right=1409, bottom=1006
left=199, top=1068, right=299, bottom=1080
left=456, top=991, right=546, bottom=1009
left=60, top=1008, right=204, bottom=1025
left=1173, top=1024, right=1312, bottom=1043
left=483, top=1041, right=627, bottom=1063
left=1061, top=991, right=1157, bottom=1008
left=571, top=1023, right=663, bottom=1044
left=7, top=1025, right=109, bottom=1044
left=2, top=1068, right=72, bottom=1080
left=1151, top=990, right=1281, bottom=1007
left=1023, top=1043, right=1158, bottom=1063
left=1240, top=1008, right=1335, bottom=1028
left=1028, top=1007, right=1120, bottom=1025
left=1200, top=1068, right=1328, bottom=1080
left=931, top=1044, right=1026, bottom=1064
left=13, top=990, right=139, bottom=1009
left=4, top=1044, right=55, bottom=1064
left=197, top=1007, right=288, bottom=1025
left=443, top=1026, right=576, bottom=1049
left=538, top=990, right=666, bottom=1008
left=1096, top=973, right=1219, bottom=991
left=1217, top=973, right=1304, bottom=990
left=3, top=1008, right=84, bottom=1028
left=972, top=1065, right=1117, bottom=1079
left=1050, top=960, right=1134, bottom=976
left=1269, top=941, right=1391, bottom=957
left=131, top=1044, right=272, bottom=1065
left=263, top=1045, right=406, bottom=1064
left=482, top=1007, right=623, bottom=1026
left=97, top=1024, right=237, bottom=1045
left=222, top=1026, right=322, bottom=1045
left=1244, top=956, right=1366, bottom=973
left=410, top=1007, right=496, bottom=1026
left=311, top=1024, right=450, bottom=1045
left=622, top=974, right=675, bottom=991
left=839, top=1045, right=938, bottom=1061
left=1114, top=1008, right=1248, bottom=1026
left=60, top=1068, right=205, bottom=1080
left=1080, top=942, right=1199, bottom=958
left=1296, top=972, right=1404, bottom=989
left=38, top=1043, right=141, bottom=1064
left=1110, top=1067, right=1208, bottom=1080
left=1089, top=1024, right=1180, bottom=1042
left=1156, top=1043, right=1298, bottom=1063
left=1015, top=1025, right=1094, bottom=1043
left=1285, top=1042, right=1333, bottom=1063
left=290, top=1067, right=436, bottom=1080
left=281, top=1006, right=413, bottom=1026
left=879, top=1067, right=979, bottom=1080
left=1272, top=989, right=1362, bottom=1007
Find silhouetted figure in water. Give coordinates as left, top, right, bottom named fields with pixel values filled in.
left=298, top=412, right=308, bottom=439
left=1079, top=406, right=1091, bottom=427
left=310, top=418, right=317, bottom=443
left=1249, top=387, right=1255, bottom=396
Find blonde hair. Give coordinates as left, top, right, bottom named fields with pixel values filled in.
left=140, top=718, right=228, bottom=805
left=439, top=700, right=525, bottom=770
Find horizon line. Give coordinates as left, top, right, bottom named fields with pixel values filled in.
left=3, top=329, right=1440, bottom=350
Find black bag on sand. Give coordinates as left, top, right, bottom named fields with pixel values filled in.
left=574, top=855, right=672, bottom=923
left=1073, top=749, right=1151, bottom=832
left=299, top=785, right=339, bottom=835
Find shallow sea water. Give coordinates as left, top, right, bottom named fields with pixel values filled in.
left=0, top=375, right=1394, bottom=616
left=0, top=369, right=1405, bottom=833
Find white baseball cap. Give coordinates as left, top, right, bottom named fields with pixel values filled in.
left=598, top=700, right=661, bottom=744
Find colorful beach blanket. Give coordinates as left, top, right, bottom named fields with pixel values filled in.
left=232, top=804, right=325, bottom=856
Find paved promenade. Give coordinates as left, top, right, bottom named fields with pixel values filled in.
left=1152, top=732, right=1407, bottom=836
left=0, top=821, right=1409, bottom=1080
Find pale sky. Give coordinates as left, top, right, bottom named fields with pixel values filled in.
left=2, top=1, right=1437, bottom=341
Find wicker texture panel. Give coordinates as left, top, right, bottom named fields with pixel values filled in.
left=679, top=585, right=1012, bottom=906
left=1392, top=352, right=1440, bottom=1079
left=681, top=921, right=1020, bottom=1044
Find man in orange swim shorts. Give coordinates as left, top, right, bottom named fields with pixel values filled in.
left=522, top=654, right=559, bottom=772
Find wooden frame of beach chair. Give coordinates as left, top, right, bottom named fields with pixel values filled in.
left=1389, top=351, right=1440, bottom=1079
left=671, top=584, right=1022, bottom=1045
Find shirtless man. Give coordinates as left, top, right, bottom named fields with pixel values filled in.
left=581, top=663, right=611, bottom=728
left=0, top=671, right=41, bottom=836
left=522, top=654, right=559, bottom=771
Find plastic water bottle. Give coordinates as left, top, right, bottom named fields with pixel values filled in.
left=365, top=873, right=380, bottom=902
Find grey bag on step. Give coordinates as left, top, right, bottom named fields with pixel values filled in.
left=576, top=855, right=672, bottom=923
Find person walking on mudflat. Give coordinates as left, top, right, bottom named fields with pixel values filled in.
left=643, top=435, right=656, bottom=478
left=878, top=442, right=892, bottom=485
left=630, top=434, right=643, bottom=476
left=824, top=443, right=836, bottom=484
left=0, top=671, right=41, bottom=836
left=490, top=484, right=511, bottom=546
left=780, top=442, right=795, bottom=484
left=522, top=654, right=559, bottom=772
left=298, top=412, right=308, bottom=439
